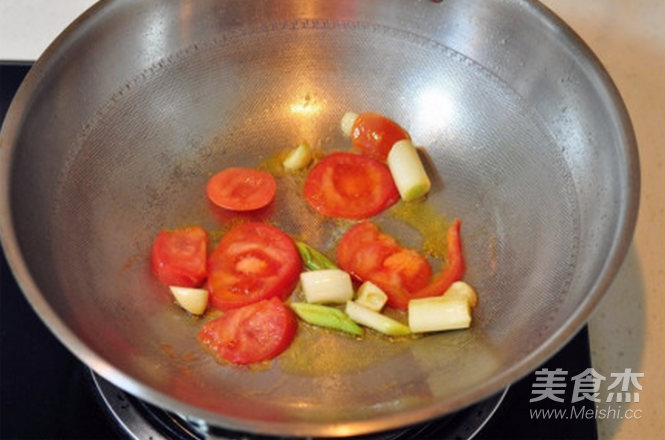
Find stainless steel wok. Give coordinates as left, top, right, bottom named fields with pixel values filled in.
left=0, top=0, right=639, bottom=437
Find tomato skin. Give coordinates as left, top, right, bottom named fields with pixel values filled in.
left=206, top=167, right=277, bottom=212
left=337, top=222, right=432, bottom=309
left=151, top=226, right=208, bottom=287
left=198, top=297, right=297, bottom=365
left=351, top=113, right=410, bottom=161
left=206, top=222, right=302, bottom=310
left=304, top=152, right=399, bottom=219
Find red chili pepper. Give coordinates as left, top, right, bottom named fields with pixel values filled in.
left=412, top=218, right=465, bottom=300
left=382, top=218, right=465, bottom=310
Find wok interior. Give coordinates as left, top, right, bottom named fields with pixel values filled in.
left=4, top=0, right=635, bottom=436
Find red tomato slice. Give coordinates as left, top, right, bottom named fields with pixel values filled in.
left=337, top=222, right=432, bottom=309
left=304, top=152, right=399, bottom=219
left=351, top=112, right=410, bottom=161
left=151, top=226, right=208, bottom=287
left=206, top=222, right=302, bottom=310
left=207, top=167, right=277, bottom=211
left=198, top=297, right=297, bottom=365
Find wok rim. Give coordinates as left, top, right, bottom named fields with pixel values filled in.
left=0, top=0, right=640, bottom=437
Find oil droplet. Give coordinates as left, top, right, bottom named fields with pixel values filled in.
left=389, top=201, right=450, bottom=260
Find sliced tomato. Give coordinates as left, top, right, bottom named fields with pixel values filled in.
left=206, top=222, right=301, bottom=310
left=151, top=226, right=208, bottom=287
left=198, top=297, right=297, bottom=365
left=337, top=222, right=432, bottom=309
left=303, top=152, right=399, bottom=219
left=206, top=167, right=277, bottom=211
left=351, top=112, right=410, bottom=161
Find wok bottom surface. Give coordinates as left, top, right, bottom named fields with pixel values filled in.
left=1, top=187, right=597, bottom=439
left=40, top=16, right=581, bottom=428
left=87, top=327, right=598, bottom=440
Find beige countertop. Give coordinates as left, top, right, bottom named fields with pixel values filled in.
left=1, top=1, right=663, bottom=439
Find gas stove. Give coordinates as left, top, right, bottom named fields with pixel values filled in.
left=1, top=64, right=598, bottom=440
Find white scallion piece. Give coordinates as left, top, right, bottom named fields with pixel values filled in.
left=443, top=281, right=478, bottom=308
left=300, top=269, right=354, bottom=304
left=355, top=281, right=388, bottom=312
left=283, top=141, right=313, bottom=172
left=345, top=301, right=411, bottom=336
left=169, top=286, right=209, bottom=315
left=340, top=112, right=359, bottom=137
left=408, top=296, right=471, bottom=333
left=387, top=139, right=432, bottom=202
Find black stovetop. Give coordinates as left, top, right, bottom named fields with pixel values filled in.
left=0, top=64, right=597, bottom=440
